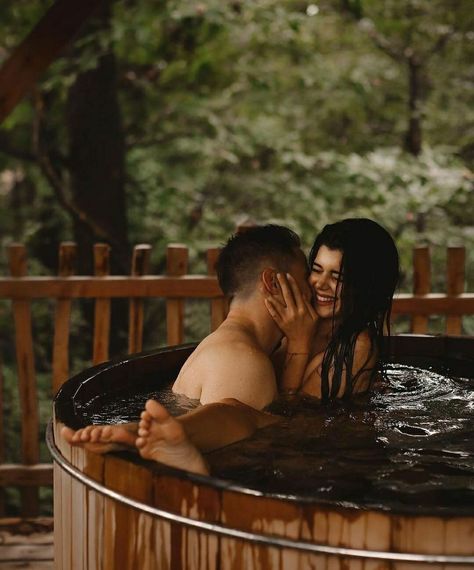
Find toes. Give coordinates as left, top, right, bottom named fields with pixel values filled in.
left=89, top=427, right=105, bottom=442
left=145, top=399, right=169, bottom=421
left=79, top=425, right=97, bottom=441
left=136, top=437, right=145, bottom=449
left=138, top=426, right=149, bottom=437
left=101, top=426, right=113, bottom=441
left=61, top=426, right=75, bottom=443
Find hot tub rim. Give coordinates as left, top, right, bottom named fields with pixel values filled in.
left=53, top=334, right=474, bottom=517
left=47, top=421, right=474, bottom=565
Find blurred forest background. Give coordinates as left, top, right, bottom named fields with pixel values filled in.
left=0, top=0, right=473, bottom=512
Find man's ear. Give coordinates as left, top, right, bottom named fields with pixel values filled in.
left=261, top=267, right=278, bottom=294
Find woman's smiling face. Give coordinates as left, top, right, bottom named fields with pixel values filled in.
left=308, top=245, right=343, bottom=319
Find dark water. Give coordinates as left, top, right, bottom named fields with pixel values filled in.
left=75, top=363, right=474, bottom=515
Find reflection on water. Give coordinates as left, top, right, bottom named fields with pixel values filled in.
left=76, top=363, right=474, bottom=515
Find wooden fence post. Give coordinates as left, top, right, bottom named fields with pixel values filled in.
left=0, top=349, right=4, bottom=516
left=128, top=244, right=151, bottom=354
left=207, top=247, right=228, bottom=331
left=8, top=244, right=40, bottom=516
left=166, top=245, right=188, bottom=345
left=52, top=242, right=77, bottom=394
left=93, top=244, right=111, bottom=365
left=446, top=247, right=465, bottom=335
left=411, top=246, right=431, bottom=334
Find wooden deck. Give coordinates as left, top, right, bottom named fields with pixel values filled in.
left=0, top=518, right=53, bottom=569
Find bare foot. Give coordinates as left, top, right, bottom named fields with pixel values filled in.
left=61, top=423, right=137, bottom=454
left=136, top=400, right=209, bottom=475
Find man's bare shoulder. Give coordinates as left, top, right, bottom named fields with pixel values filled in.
left=174, top=328, right=277, bottom=409
left=195, top=334, right=273, bottom=375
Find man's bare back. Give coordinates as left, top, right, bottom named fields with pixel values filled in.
left=172, top=320, right=278, bottom=410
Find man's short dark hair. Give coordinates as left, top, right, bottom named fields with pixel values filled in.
left=216, top=225, right=302, bottom=297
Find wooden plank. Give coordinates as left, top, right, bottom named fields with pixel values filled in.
left=52, top=242, right=77, bottom=394
left=103, top=455, right=153, bottom=569
left=0, top=464, right=52, bottom=486
left=93, top=244, right=111, bottom=365
left=8, top=244, right=39, bottom=517
left=206, top=247, right=227, bottom=331
left=391, top=294, right=474, bottom=315
left=411, top=246, right=431, bottom=333
left=0, top=0, right=105, bottom=124
left=0, top=543, right=53, bottom=562
left=54, top=421, right=73, bottom=570
left=0, top=349, right=5, bottom=515
left=128, top=244, right=152, bottom=354
left=0, top=275, right=222, bottom=299
left=166, top=245, right=189, bottom=345
left=446, top=246, right=465, bottom=335
left=83, top=450, right=105, bottom=570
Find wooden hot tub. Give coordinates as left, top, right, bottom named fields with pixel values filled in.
left=49, top=335, right=474, bottom=569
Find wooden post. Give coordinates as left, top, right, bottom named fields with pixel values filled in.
left=446, top=247, right=465, bottom=335
left=411, top=246, right=431, bottom=334
left=0, top=0, right=105, bottom=124
left=0, top=349, right=4, bottom=516
left=93, top=244, right=111, bottom=365
left=8, top=244, right=40, bottom=516
left=166, top=245, right=188, bottom=345
left=52, top=242, right=77, bottom=394
left=207, top=247, right=228, bottom=331
left=128, top=244, right=151, bottom=354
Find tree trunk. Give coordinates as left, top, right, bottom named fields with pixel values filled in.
left=404, top=55, right=423, bottom=156
left=66, top=1, right=128, bottom=275
left=66, top=1, right=129, bottom=356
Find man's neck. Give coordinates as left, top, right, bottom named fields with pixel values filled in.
left=223, top=299, right=282, bottom=355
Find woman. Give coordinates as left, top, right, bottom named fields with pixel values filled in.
left=266, top=218, right=399, bottom=401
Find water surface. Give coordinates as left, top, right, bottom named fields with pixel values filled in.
left=75, top=363, right=474, bottom=515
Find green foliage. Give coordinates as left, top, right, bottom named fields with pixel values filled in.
left=0, top=0, right=473, bottom=514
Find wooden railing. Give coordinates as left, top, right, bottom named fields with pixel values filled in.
left=0, top=241, right=472, bottom=517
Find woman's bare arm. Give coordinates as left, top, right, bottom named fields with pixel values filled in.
left=265, top=273, right=318, bottom=393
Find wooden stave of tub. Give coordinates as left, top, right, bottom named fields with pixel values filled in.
left=50, top=335, right=474, bottom=570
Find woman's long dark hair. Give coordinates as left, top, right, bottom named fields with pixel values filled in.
left=309, top=218, right=399, bottom=400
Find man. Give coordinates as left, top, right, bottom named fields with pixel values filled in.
left=172, top=224, right=310, bottom=408
left=63, top=225, right=310, bottom=473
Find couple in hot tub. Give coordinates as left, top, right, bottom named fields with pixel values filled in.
left=64, top=219, right=399, bottom=475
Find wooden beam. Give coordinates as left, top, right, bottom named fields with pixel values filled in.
left=0, top=464, right=53, bottom=486
left=0, top=0, right=105, bottom=124
left=392, top=294, right=474, bottom=315
left=0, top=276, right=223, bottom=298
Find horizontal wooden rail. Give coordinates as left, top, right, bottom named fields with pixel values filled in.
left=0, top=276, right=223, bottom=298
left=0, top=464, right=53, bottom=486
left=392, top=294, right=474, bottom=315
left=1, top=279, right=473, bottom=314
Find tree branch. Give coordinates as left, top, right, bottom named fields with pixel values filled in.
left=31, top=91, right=130, bottom=270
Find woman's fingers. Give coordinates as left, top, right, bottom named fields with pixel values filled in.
left=264, top=298, right=284, bottom=325
left=303, top=295, right=318, bottom=320
left=285, top=273, right=306, bottom=308
left=263, top=288, right=286, bottom=307
left=276, top=273, right=296, bottom=310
